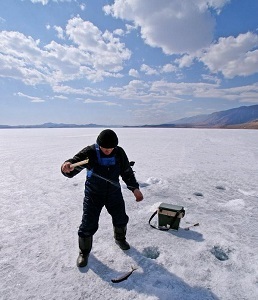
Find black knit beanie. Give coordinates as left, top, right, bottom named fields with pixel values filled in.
left=96, top=129, right=118, bottom=148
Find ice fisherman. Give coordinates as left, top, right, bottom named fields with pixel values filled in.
left=61, top=129, right=144, bottom=267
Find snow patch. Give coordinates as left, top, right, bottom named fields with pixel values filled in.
left=238, top=189, right=258, bottom=197
left=223, top=199, right=245, bottom=210
left=146, top=177, right=165, bottom=185
left=148, top=202, right=162, bottom=212
left=138, top=181, right=150, bottom=187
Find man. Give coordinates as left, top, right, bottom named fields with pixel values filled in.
left=61, top=129, right=143, bottom=267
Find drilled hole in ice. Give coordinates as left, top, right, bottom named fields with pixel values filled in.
left=142, top=246, right=160, bottom=259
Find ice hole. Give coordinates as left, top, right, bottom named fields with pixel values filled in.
left=142, top=246, right=160, bottom=259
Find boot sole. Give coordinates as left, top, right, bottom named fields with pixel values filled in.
left=115, top=240, right=130, bottom=250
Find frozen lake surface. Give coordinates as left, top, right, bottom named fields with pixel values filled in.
left=1, top=128, right=258, bottom=300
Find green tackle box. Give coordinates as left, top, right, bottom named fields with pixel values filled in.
left=158, top=203, right=185, bottom=230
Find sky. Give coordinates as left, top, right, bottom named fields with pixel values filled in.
left=0, top=0, right=258, bottom=126
left=1, top=128, right=258, bottom=299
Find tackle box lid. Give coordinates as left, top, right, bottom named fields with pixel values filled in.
left=159, top=203, right=184, bottom=211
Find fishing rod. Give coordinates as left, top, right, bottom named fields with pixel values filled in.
left=70, top=159, right=137, bottom=190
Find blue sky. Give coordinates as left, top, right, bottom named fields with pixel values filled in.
left=0, top=0, right=258, bottom=126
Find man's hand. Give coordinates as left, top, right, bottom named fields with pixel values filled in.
left=61, top=162, right=74, bottom=173
left=133, top=189, right=144, bottom=202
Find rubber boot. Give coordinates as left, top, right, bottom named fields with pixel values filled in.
left=114, top=226, right=130, bottom=250
left=76, top=236, right=92, bottom=267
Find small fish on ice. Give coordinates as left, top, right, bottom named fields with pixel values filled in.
left=111, top=266, right=137, bottom=283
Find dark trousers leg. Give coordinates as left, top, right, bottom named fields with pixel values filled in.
left=105, top=191, right=130, bottom=250
left=78, top=192, right=104, bottom=237
left=105, top=190, right=129, bottom=228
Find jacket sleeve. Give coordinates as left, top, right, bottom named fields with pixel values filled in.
left=118, top=147, right=140, bottom=192
left=61, top=145, right=94, bottom=178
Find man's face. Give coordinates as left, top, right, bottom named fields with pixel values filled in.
left=100, top=147, right=114, bottom=155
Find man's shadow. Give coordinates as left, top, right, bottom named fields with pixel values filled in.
left=80, top=243, right=218, bottom=300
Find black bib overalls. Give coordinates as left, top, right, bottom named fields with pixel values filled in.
left=78, top=145, right=129, bottom=237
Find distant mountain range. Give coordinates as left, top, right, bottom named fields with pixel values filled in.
left=171, top=104, right=258, bottom=127
left=138, top=104, right=258, bottom=129
left=0, top=122, right=106, bottom=129
left=1, top=105, right=258, bottom=129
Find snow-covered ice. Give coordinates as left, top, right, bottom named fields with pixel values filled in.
left=1, top=128, right=258, bottom=300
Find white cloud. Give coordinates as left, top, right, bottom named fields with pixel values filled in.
left=0, top=17, right=131, bottom=85
left=107, top=79, right=258, bottom=104
left=103, top=0, right=230, bottom=55
left=30, top=0, right=72, bottom=5
left=15, top=92, right=45, bottom=102
left=54, top=95, right=68, bottom=100
left=66, top=17, right=131, bottom=72
left=140, top=63, right=177, bottom=76
left=140, top=64, right=159, bottom=75
left=108, top=80, right=151, bottom=101
left=0, top=32, right=48, bottom=85
left=54, top=26, right=65, bottom=40
left=80, top=3, right=86, bottom=11
left=84, top=98, right=108, bottom=104
left=161, top=64, right=177, bottom=73
left=129, top=69, right=139, bottom=77
left=216, top=83, right=258, bottom=103
left=113, top=29, right=124, bottom=36
left=196, top=0, right=230, bottom=13
left=175, top=54, right=195, bottom=68
left=30, top=0, right=49, bottom=4
left=84, top=98, right=119, bottom=106
left=125, top=24, right=137, bottom=33
left=202, top=74, right=221, bottom=84
left=200, top=32, right=258, bottom=78
left=52, top=85, right=104, bottom=97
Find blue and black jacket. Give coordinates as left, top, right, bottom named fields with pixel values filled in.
left=62, top=144, right=139, bottom=193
